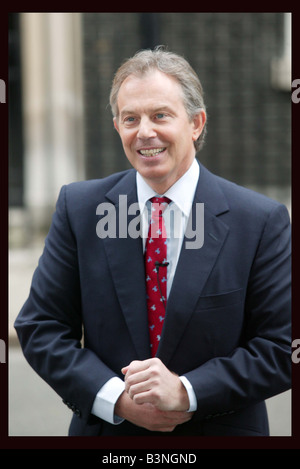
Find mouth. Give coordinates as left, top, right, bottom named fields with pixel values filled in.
left=137, top=147, right=166, bottom=157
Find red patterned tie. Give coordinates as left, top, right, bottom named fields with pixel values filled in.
left=145, top=196, right=171, bottom=356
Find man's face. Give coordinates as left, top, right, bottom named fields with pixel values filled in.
left=114, top=70, right=206, bottom=194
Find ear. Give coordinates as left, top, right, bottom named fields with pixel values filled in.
left=192, top=110, right=206, bottom=141
left=113, top=117, right=120, bottom=134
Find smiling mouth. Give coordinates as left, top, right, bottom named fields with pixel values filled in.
left=138, top=148, right=166, bottom=156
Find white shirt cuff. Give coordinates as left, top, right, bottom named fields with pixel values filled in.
left=91, top=377, right=125, bottom=425
left=179, top=375, right=197, bottom=412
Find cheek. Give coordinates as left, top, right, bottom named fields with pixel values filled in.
left=120, top=132, right=134, bottom=149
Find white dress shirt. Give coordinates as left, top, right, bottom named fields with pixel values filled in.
left=92, top=158, right=200, bottom=424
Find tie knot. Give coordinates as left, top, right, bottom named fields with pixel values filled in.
left=150, top=197, right=171, bottom=218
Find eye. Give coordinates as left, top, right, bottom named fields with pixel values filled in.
left=125, top=116, right=136, bottom=123
left=155, top=113, right=166, bottom=119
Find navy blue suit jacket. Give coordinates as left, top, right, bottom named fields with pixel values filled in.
left=15, top=161, right=291, bottom=436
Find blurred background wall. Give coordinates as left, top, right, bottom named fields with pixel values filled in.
left=8, top=12, right=292, bottom=436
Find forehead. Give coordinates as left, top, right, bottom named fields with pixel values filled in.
left=117, top=70, right=185, bottom=113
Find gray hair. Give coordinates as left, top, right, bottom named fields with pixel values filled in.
left=109, top=46, right=207, bottom=152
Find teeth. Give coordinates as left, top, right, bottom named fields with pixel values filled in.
left=139, top=148, right=165, bottom=156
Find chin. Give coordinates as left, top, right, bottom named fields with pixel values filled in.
left=140, top=168, right=168, bottom=182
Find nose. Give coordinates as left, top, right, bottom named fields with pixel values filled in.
left=137, top=117, right=157, bottom=139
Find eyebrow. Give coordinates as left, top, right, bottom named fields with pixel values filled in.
left=119, top=105, right=175, bottom=120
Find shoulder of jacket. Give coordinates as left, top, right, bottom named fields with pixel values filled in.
left=61, top=169, right=135, bottom=198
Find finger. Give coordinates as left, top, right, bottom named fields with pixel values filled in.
left=121, top=361, right=148, bottom=376
left=121, top=366, right=129, bottom=375
left=125, top=367, right=153, bottom=386
left=156, top=426, right=176, bottom=432
left=125, top=357, right=161, bottom=378
left=125, top=373, right=154, bottom=399
left=129, top=388, right=152, bottom=404
left=126, top=359, right=153, bottom=375
left=163, top=411, right=193, bottom=425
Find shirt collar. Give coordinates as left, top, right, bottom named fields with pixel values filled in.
left=136, top=158, right=200, bottom=217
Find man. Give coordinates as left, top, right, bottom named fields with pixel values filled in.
left=15, top=47, right=291, bottom=436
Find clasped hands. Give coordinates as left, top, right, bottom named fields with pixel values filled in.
left=115, top=357, right=193, bottom=432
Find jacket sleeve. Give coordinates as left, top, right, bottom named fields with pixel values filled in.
left=184, top=203, right=291, bottom=421
left=14, top=186, right=118, bottom=422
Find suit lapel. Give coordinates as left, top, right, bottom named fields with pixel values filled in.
left=102, top=170, right=151, bottom=359
left=158, top=163, right=230, bottom=365
left=101, top=164, right=230, bottom=364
